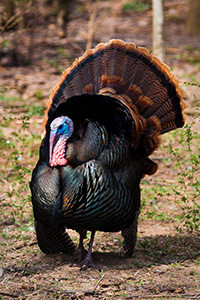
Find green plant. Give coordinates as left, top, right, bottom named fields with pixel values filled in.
left=122, top=0, right=149, bottom=12
left=28, top=103, right=44, bottom=116
left=0, top=91, right=19, bottom=103
left=167, top=93, right=200, bottom=232
left=0, top=106, right=41, bottom=225
left=45, top=47, right=74, bottom=73
left=140, top=180, right=172, bottom=222
left=33, top=90, right=43, bottom=101
left=0, top=116, right=29, bottom=222
left=141, top=87, right=200, bottom=233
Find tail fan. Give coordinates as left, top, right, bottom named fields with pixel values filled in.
left=44, top=39, right=185, bottom=159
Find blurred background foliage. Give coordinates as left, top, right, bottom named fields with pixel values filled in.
left=0, top=0, right=200, bottom=66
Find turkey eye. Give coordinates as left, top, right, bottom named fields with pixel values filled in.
left=58, top=124, right=63, bottom=130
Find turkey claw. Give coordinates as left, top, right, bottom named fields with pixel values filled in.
left=79, top=257, right=101, bottom=271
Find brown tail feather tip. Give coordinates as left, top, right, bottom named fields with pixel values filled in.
left=43, top=39, right=185, bottom=140
left=141, top=158, right=158, bottom=177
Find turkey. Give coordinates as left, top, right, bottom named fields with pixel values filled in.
left=30, top=39, right=185, bottom=271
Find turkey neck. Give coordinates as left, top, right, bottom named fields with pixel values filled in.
left=66, top=120, right=109, bottom=166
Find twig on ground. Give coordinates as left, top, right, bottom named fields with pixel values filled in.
left=0, top=291, right=19, bottom=298
left=92, top=273, right=105, bottom=292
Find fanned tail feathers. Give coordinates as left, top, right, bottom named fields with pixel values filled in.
left=44, top=39, right=185, bottom=164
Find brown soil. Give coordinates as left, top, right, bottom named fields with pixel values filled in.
left=0, top=0, right=200, bottom=299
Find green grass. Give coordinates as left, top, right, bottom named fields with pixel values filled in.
left=141, top=91, right=200, bottom=233
left=0, top=93, right=41, bottom=225
left=0, top=87, right=45, bottom=116
left=45, top=47, right=74, bottom=73
left=122, top=0, right=149, bottom=12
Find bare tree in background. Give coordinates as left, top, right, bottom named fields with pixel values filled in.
left=186, top=0, right=200, bottom=36
left=152, top=0, right=165, bottom=61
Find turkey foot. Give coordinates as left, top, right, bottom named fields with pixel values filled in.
left=78, top=254, right=101, bottom=271
left=76, top=231, right=101, bottom=271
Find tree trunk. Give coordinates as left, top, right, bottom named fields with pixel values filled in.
left=152, top=0, right=165, bottom=62
left=186, top=0, right=200, bottom=36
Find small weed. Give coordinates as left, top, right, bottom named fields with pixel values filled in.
left=141, top=89, right=200, bottom=232
left=120, top=292, right=128, bottom=297
left=189, top=269, right=196, bottom=275
left=0, top=93, right=19, bottom=103
left=167, top=94, right=200, bottom=232
left=171, top=262, right=182, bottom=269
left=122, top=0, right=149, bottom=12
left=149, top=279, right=154, bottom=284
left=45, top=47, right=74, bottom=73
left=27, top=103, right=45, bottom=116
left=135, top=279, right=145, bottom=285
left=33, top=90, right=43, bottom=101
left=171, top=50, right=200, bottom=65
left=193, top=259, right=200, bottom=266
left=0, top=87, right=41, bottom=224
left=141, top=181, right=172, bottom=222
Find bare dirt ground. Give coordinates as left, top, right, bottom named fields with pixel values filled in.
left=0, top=0, right=200, bottom=299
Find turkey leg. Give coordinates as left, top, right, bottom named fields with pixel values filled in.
left=72, top=229, right=87, bottom=263
left=78, top=231, right=101, bottom=271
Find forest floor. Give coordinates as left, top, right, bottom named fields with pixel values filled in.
left=0, top=0, right=200, bottom=299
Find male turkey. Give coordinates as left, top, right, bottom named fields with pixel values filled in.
left=30, top=39, right=185, bottom=271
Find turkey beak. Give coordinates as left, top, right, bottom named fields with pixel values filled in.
left=49, top=131, right=56, bottom=166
